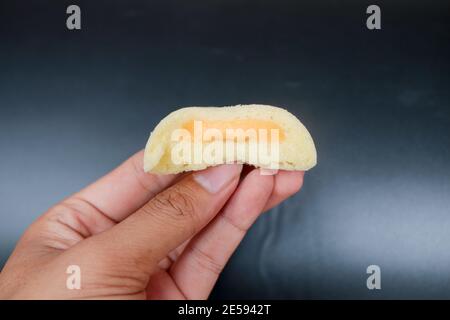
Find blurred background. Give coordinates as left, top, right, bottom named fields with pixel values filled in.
left=0, top=0, right=449, bottom=299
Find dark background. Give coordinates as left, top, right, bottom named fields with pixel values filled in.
left=0, top=0, right=449, bottom=299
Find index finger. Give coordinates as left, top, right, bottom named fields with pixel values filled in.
left=74, top=150, right=180, bottom=222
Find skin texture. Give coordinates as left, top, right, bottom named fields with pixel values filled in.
left=0, top=150, right=304, bottom=299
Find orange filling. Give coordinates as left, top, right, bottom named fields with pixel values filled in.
left=182, top=119, right=285, bottom=141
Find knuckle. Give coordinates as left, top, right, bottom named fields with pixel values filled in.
left=47, top=202, right=80, bottom=220
left=188, top=245, right=224, bottom=276
left=48, top=200, right=93, bottom=236
left=144, top=184, right=199, bottom=227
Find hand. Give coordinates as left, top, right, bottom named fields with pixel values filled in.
left=0, top=150, right=304, bottom=299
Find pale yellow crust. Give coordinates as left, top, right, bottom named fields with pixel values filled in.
left=144, top=104, right=317, bottom=174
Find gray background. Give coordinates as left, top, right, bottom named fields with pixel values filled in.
left=0, top=0, right=449, bottom=299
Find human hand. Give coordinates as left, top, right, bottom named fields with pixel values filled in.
left=0, top=150, right=304, bottom=299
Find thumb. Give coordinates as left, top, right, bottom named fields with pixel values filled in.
left=91, top=164, right=243, bottom=274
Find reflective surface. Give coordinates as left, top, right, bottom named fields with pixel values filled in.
left=0, top=0, right=449, bottom=298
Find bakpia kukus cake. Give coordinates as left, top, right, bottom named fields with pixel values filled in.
left=143, top=104, right=317, bottom=174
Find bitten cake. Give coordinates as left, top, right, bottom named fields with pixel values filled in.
left=144, top=104, right=317, bottom=174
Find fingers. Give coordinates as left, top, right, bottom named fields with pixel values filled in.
left=75, top=150, right=180, bottom=222
left=157, top=169, right=305, bottom=269
left=263, top=170, right=304, bottom=211
left=149, top=169, right=304, bottom=273
left=168, top=168, right=275, bottom=299
left=19, top=150, right=182, bottom=255
left=91, top=164, right=243, bottom=275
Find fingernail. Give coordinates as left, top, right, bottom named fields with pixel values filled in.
left=259, top=168, right=279, bottom=176
left=193, top=164, right=243, bottom=193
